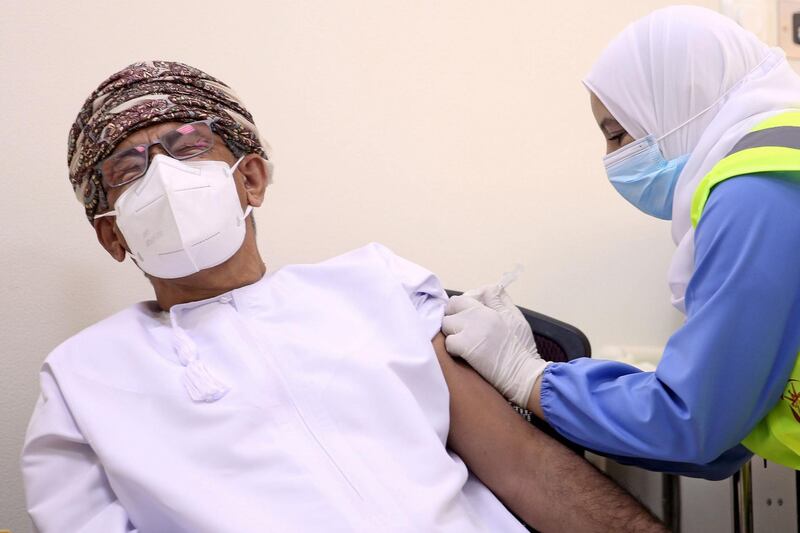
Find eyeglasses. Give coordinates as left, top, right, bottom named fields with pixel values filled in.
left=95, top=119, right=219, bottom=189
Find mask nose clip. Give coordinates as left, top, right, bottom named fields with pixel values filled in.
left=604, top=134, right=689, bottom=220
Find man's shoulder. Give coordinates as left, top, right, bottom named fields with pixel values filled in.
left=315, top=242, right=401, bottom=268
left=281, top=242, right=409, bottom=280
left=273, top=241, right=443, bottom=313
left=44, top=302, right=159, bottom=369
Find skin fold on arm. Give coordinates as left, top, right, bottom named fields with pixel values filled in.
left=431, top=333, right=665, bottom=533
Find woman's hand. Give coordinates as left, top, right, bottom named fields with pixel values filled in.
left=442, top=284, right=549, bottom=407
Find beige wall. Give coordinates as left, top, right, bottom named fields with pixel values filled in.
left=0, top=1, right=719, bottom=530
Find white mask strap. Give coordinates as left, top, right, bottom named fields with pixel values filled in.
left=656, top=52, right=773, bottom=143
left=234, top=157, right=255, bottom=221
left=231, top=155, right=246, bottom=174
left=94, top=210, right=117, bottom=220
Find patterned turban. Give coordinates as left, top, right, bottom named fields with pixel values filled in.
left=68, top=60, right=270, bottom=222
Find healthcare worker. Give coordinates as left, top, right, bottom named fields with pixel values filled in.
left=443, top=5, right=800, bottom=478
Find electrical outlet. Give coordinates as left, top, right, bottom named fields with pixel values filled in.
left=751, top=458, right=798, bottom=531
left=779, top=1, right=800, bottom=58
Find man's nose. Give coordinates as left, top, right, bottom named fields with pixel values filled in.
left=148, top=143, right=170, bottom=159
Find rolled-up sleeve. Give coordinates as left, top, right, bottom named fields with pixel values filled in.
left=541, top=176, right=800, bottom=473
left=368, top=242, right=448, bottom=340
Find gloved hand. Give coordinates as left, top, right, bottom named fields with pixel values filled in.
left=442, top=284, right=549, bottom=407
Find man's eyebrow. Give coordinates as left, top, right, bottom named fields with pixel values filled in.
left=111, top=126, right=172, bottom=154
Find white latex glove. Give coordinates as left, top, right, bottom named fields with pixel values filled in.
left=442, top=284, right=549, bottom=407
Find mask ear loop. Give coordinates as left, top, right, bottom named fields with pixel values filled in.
left=92, top=209, right=139, bottom=266
left=230, top=155, right=246, bottom=174
left=228, top=155, right=254, bottom=222
left=656, top=52, right=773, bottom=143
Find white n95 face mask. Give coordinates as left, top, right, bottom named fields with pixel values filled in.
left=96, top=154, right=252, bottom=279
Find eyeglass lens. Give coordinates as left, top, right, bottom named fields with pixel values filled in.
left=99, top=121, right=215, bottom=188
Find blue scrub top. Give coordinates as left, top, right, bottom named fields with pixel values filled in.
left=541, top=175, right=800, bottom=480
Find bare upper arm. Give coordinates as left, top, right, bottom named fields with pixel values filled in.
left=431, top=332, right=541, bottom=499
left=430, top=333, right=665, bottom=532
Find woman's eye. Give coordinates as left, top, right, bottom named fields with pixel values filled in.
left=608, top=133, right=625, bottom=144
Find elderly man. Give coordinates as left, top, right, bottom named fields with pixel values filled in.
left=21, top=61, right=664, bottom=533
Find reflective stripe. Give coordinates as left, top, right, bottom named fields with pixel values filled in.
left=690, top=110, right=800, bottom=227
left=690, top=146, right=800, bottom=226
left=750, top=110, right=800, bottom=132
left=727, top=126, right=800, bottom=156
left=691, top=111, right=800, bottom=226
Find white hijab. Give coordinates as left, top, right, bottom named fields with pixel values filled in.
left=584, top=6, right=800, bottom=313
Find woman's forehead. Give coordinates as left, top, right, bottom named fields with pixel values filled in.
left=590, top=92, right=622, bottom=128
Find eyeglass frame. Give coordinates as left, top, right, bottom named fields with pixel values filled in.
left=93, top=117, right=221, bottom=190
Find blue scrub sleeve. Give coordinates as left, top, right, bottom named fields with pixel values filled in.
left=601, top=444, right=751, bottom=481
left=542, top=176, right=800, bottom=470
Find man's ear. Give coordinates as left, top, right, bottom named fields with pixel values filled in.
left=236, top=154, right=270, bottom=208
left=93, top=217, right=127, bottom=262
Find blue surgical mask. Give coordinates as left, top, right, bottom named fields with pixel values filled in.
left=603, top=135, right=689, bottom=220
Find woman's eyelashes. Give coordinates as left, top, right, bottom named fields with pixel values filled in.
left=607, top=131, right=625, bottom=143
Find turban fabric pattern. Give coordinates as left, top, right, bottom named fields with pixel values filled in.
left=68, top=60, right=269, bottom=221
